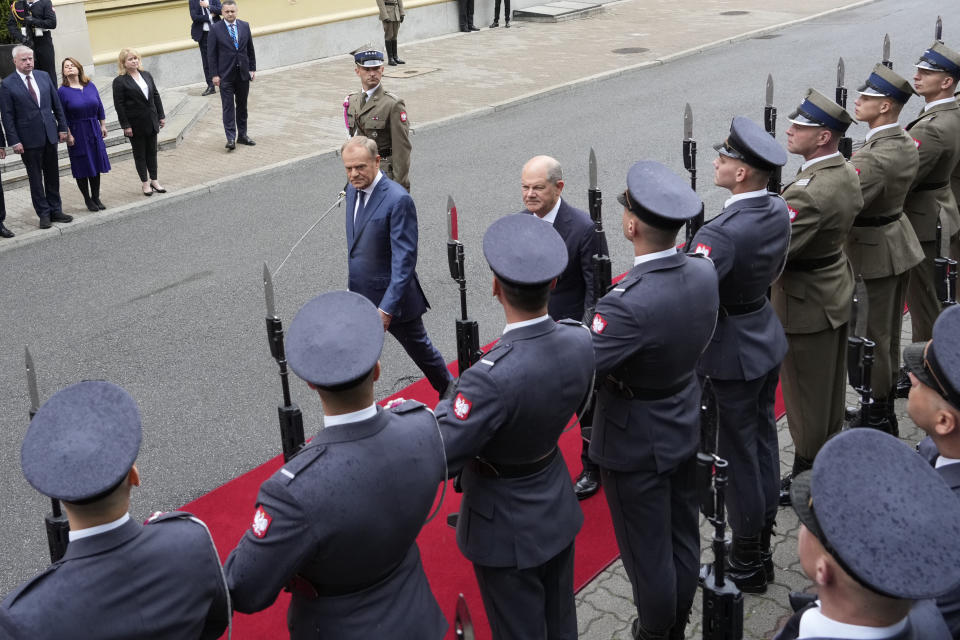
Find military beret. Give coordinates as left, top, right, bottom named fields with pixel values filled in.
left=354, top=49, right=384, bottom=68
left=857, top=63, right=915, bottom=104
left=22, top=381, right=142, bottom=503
left=791, top=429, right=960, bottom=599
left=714, top=116, right=787, bottom=171
left=916, top=41, right=960, bottom=78
left=286, top=290, right=384, bottom=387
left=787, top=88, right=854, bottom=133
left=482, top=213, right=568, bottom=286
left=903, top=305, right=960, bottom=409
left=616, top=161, right=703, bottom=229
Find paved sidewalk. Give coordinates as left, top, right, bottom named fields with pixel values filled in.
left=0, top=0, right=870, bottom=248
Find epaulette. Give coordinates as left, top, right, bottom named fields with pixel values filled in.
left=558, top=318, right=584, bottom=327
left=382, top=90, right=402, bottom=102
left=145, top=510, right=195, bottom=524
left=276, top=444, right=326, bottom=486
left=475, top=343, right=513, bottom=368
left=389, top=399, right=427, bottom=414
left=609, top=272, right=643, bottom=294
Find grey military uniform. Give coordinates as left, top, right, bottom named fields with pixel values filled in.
left=904, top=100, right=960, bottom=341
left=224, top=403, right=447, bottom=640
left=774, top=600, right=951, bottom=640
left=346, top=84, right=412, bottom=190
left=848, top=126, right=923, bottom=400
left=775, top=153, right=863, bottom=461
left=589, top=251, right=719, bottom=634
left=436, top=317, right=594, bottom=640
left=2, top=513, right=229, bottom=640
left=918, top=436, right=960, bottom=637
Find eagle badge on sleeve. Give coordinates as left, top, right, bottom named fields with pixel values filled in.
left=453, top=393, right=472, bottom=420
left=252, top=506, right=272, bottom=539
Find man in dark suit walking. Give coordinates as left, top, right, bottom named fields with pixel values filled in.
left=189, top=0, right=221, bottom=96
left=208, top=0, right=255, bottom=151
left=0, top=45, right=69, bottom=230
left=341, top=136, right=452, bottom=395
left=521, top=155, right=607, bottom=499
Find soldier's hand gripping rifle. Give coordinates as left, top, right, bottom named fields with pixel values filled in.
left=697, top=378, right=744, bottom=640
left=447, top=196, right=483, bottom=376
left=882, top=34, right=893, bottom=69
left=763, top=75, right=783, bottom=194
left=845, top=277, right=878, bottom=429
left=25, top=347, right=69, bottom=562
left=263, top=264, right=305, bottom=462
left=835, top=58, right=853, bottom=160
left=588, top=148, right=612, bottom=305
left=682, top=105, right=704, bottom=245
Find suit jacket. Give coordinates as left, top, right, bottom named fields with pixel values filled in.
left=436, top=318, right=594, bottom=569
left=774, top=154, right=862, bottom=334
left=0, top=69, right=64, bottom=148
left=224, top=403, right=447, bottom=639
left=691, top=192, right=790, bottom=381
left=524, top=199, right=608, bottom=322
left=773, top=600, right=950, bottom=640
left=207, top=18, right=256, bottom=81
left=589, top=252, right=719, bottom=473
left=905, top=101, right=960, bottom=242
left=1, top=513, right=229, bottom=640
left=918, top=437, right=960, bottom=637
left=346, top=173, right=429, bottom=320
left=848, top=126, right=924, bottom=279
left=111, top=71, right=164, bottom=136
left=189, top=0, right=221, bottom=42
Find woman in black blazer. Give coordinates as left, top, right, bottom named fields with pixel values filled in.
left=112, top=48, right=166, bottom=196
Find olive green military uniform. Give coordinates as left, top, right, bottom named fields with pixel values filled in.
left=377, top=0, right=404, bottom=40
left=903, top=99, right=960, bottom=341
left=773, top=154, right=863, bottom=461
left=346, top=85, right=412, bottom=190
left=949, top=93, right=960, bottom=262
left=848, top=126, right=923, bottom=401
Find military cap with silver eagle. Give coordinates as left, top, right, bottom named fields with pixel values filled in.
left=714, top=116, right=787, bottom=171
left=915, top=41, right=960, bottom=78
left=616, top=161, right=703, bottom=230
left=787, top=88, right=853, bottom=133
left=857, top=63, right=915, bottom=104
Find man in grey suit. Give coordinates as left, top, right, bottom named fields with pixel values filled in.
left=436, top=213, right=595, bottom=640
left=590, top=161, right=719, bottom=640
left=0, top=45, right=68, bottom=229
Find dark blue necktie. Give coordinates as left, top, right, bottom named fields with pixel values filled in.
left=228, top=23, right=239, bottom=49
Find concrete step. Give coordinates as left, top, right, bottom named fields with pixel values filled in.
left=0, top=92, right=208, bottom=189
left=511, top=1, right=604, bottom=23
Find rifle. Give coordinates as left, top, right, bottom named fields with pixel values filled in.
left=882, top=34, right=893, bottom=69
left=454, top=594, right=475, bottom=640
left=763, top=74, right=782, bottom=193
left=935, top=216, right=958, bottom=307
left=263, top=264, right=305, bottom=462
left=835, top=57, right=853, bottom=160
left=845, top=277, right=879, bottom=428
left=25, top=347, right=69, bottom=562
left=588, top=148, right=612, bottom=304
left=682, top=104, right=704, bottom=245
left=447, top=196, right=482, bottom=376
left=698, top=379, right=744, bottom=640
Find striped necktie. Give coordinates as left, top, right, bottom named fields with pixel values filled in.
left=228, top=23, right=239, bottom=49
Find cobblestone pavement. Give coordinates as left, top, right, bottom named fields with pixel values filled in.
left=575, top=316, right=923, bottom=639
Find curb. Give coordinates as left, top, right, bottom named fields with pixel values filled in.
left=0, top=0, right=877, bottom=255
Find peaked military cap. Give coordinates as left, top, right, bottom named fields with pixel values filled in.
left=483, top=213, right=568, bottom=286
left=616, top=160, right=703, bottom=229
left=903, top=305, right=960, bottom=409
left=857, top=63, right=915, bottom=104
left=354, top=48, right=385, bottom=68
left=714, top=116, right=787, bottom=171
left=916, top=41, right=960, bottom=78
left=22, top=381, right=142, bottom=503
left=286, top=290, right=384, bottom=387
left=790, top=429, right=960, bottom=599
left=787, top=88, right=853, bottom=133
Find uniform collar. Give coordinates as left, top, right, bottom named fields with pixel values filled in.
left=865, top=122, right=900, bottom=142
left=68, top=513, right=131, bottom=542
left=723, top=188, right=769, bottom=209
left=323, top=403, right=378, bottom=428
left=801, top=151, right=842, bottom=172
left=923, top=96, right=956, bottom=112
left=365, top=83, right=382, bottom=101
left=798, top=603, right=908, bottom=638
left=503, top=314, right=550, bottom=335
left=936, top=455, right=960, bottom=469
left=634, top=246, right=678, bottom=266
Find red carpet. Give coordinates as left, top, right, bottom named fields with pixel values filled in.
left=186, top=339, right=787, bottom=639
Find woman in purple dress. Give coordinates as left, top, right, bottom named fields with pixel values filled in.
left=58, top=57, right=111, bottom=211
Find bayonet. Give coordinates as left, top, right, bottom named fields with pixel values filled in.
left=836, top=58, right=852, bottom=159
left=936, top=16, right=943, bottom=42
left=587, top=148, right=603, bottom=226
left=588, top=148, right=598, bottom=191
left=263, top=262, right=276, bottom=319
left=763, top=75, right=781, bottom=192
left=454, top=594, right=475, bottom=640
left=683, top=103, right=693, bottom=141
left=836, top=57, right=845, bottom=96
left=447, top=195, right=459, bottom=243
left=682, top=103, right=701, bottom=242
left=25, top=346, right=39, bottom=416
left=853, top=276, right=869, bottom=339
left=765, top=74, right=774, bottom=108
left=446, top=196, right=481, bottom=375
left=882, top=34, right=892, bottom=69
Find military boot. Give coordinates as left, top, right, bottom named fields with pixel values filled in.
left=631, top=619, right=669, bottom=640
left=391, top=40, right=405, bottom=64
left=760, top=522, right=775, bottom=582
left=726, top=534, right=767, bottom=593
left=779, top=455, right=813, bottom=506
left=386, top=40, right=397, bottom=65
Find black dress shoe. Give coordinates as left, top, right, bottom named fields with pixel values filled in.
left=50, top=212, right=73, bottom=223
left=0, top=224, right=14, bottom=238
left=93, top=198, right=106, bottom=210
left=505, top=19, right=511, bottom=27
left=394, top=55, right=405, bottom=64
left=226, top=140, right=236, bottom=151
left=84, top=197, right=99, bottom=212
left=237, top=136, right=256, bottom=146
left=574, top=468, right=601, bottom=500
left=151, top=184, right=167, bottom=193
left=489, top=20, right=499, bottom=27
left=460, top=26, right=470, bottom=32
left=779, top=473, right=794, bottom=506
left=38, top=215, right=51, bottom=229
left=388, top=57, right=398, bottom=66
left=468, top=25, right=480, bottom=31
left=201, top=86, right=216, bottom=96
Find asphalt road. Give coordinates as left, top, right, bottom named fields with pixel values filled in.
left=0, top=0, right=950, bottom=593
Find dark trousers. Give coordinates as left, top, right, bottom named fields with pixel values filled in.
left=128, top=132, right=158, bottom=182
left=32, top=35, right=56, bottom=84
left=388, top=316, right=452, bottom=394
left=458, top=0, right=475, bottom=28
left=219, top=70, right=250, bottom=141
left=601, top=456, right=699, bottom=634
left=579, top=403, right=598, bottom=473
left=0, top=177, right=6, bottom=223
left=712, top=366, right=781, bottom=537
left=493, top=0, right=511, bottom=20
left=22, top=142, right=61, bottom=217
left=473, top=543, right=577, bottom=640
left=198, top=31, right=213, bottom=86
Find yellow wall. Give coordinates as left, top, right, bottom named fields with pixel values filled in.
left=85, top=0, right=446, bottom=66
